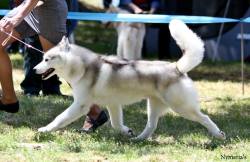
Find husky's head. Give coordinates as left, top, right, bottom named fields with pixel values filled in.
left=34, top=36, right=70, bottom=80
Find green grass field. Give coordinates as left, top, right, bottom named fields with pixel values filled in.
left=0, top=22, right=250, bottom=161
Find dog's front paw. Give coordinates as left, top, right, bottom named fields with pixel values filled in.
left=130, top=136, right=144, bottom=141
left=213, top=130, right=226, bottom=140
left=131, top=133, right=151, bottom=141
left=38, top=126, right=51, bottom=132
left=127, top=129, right=135, bottom=137
left=122, top=127, right=135, bottom=137
left=217, top=131, right=226, bottom=140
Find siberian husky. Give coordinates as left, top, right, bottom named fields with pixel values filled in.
left=107, top=7, right=145, bottom=60
left=115, top=21, right=145, bottom=60
left=34, top=20, right=225, bottom=140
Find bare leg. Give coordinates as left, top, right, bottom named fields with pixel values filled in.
left=0, top=30, right=21, bottom=105
left=39, top=35, right=55, bottom=52
left=87, top=104, right=102, bottom=120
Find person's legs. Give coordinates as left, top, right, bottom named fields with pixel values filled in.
left=38, top=35, right=62, bottom=95
left=21, top=35, right=62, bottom=96
left=0, top=47, right=17, bottom=103
left=158, top=24, right=172, bottom=60
left=38, top=35, right=54, bottom=52
left=21, top=35, right=43, bottom=95
left=42, top=76, right=62, bottom=95
left=0, top=30, right=21, bottom=112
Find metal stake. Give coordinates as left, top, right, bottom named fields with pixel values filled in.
left=240, top=23, right=245, bottom=95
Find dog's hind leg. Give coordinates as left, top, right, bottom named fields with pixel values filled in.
left=175, top=106, right=225, bottom=140
left=165, top=79, right=225, bottom=139
left=107, top=105, right=133, bottom=136
left=134, top=98, right=166, bottom=140
left=38, top=102, right=91, bottom=132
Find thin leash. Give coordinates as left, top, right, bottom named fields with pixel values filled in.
left=0, top=29, right=44, bottom=54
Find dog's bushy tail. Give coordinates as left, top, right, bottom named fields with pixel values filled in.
left=169, top=19, right=204, bottom=74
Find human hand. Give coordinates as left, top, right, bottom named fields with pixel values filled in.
left=134, top=8, right=144, bottom=14
left=139, top=11, right=150, bottom=14
left=149, top=8, right=156, bottom=14
left=0, top=16, right=22, bottom=33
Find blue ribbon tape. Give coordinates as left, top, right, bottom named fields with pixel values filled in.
left=0, top=9, right=8, bottom=16
left=0, top=9, right=245, bottom=24
left=242, top=17, right=250, bottom=23
left=67, top=12, right=239, bottom=24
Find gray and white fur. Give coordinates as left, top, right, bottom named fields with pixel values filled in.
left=34, top=20, right=225, bottom=140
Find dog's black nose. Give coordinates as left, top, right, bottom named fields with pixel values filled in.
left=33, top=67, right=37, bottom=74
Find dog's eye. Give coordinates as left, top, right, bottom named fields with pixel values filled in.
left=51, top=56, right=56, bottom=60
left=45, top=58, right=49, bottom=62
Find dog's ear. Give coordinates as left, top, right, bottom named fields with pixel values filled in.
left=59, top=36, right=70, bottom=52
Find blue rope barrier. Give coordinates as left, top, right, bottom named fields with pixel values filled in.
left=0, top=9, right=245, bottom=24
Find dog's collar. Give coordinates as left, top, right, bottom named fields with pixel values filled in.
left=175, top=63, right=183, bottom=76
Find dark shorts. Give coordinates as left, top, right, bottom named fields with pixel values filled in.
left=6, top=0, right=68, bottom=45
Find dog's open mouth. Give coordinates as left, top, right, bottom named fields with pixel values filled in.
left=41, top=68, right=55, bottom=79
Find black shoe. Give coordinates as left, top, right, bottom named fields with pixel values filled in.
left=42, top=91, right=71, bottom=99
left=0, top=100, right=19, bottom=113
left=42, top=91, right=62, bottom=96
left=78, top=110, right=108, bottom=133
left=24, top=91, right=40, bottom=97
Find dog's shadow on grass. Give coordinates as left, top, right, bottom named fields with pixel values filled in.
left=0, top=96, right=249, bottom=150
